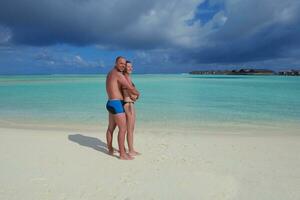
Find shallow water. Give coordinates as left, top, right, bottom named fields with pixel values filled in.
left=0, top=74, right=299, bottom=131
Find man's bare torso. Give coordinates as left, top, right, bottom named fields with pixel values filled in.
left=106, top=69, right=124, bottom=100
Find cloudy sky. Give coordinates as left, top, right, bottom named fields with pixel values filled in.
left=0, top=0, right=300, bottom=74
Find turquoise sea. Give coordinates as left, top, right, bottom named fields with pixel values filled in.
left=0, top=74, right=299, bottom=132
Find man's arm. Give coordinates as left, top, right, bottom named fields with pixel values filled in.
left=130, top=94, right=139, bottom=101
left=118, top=74, right=140, bottom=96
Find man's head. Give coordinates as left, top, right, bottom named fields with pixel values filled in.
left=124, top=61, right=133, bottom=74
left=115, top=56, right=126, bottom=72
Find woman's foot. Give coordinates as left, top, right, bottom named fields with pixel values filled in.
left=128, top=150, right=141, bottom=156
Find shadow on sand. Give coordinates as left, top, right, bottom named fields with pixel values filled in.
left=68, top=134, right=118, bottom=158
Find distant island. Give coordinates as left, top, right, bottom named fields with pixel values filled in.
left=189, top=69, right=300, bottom=76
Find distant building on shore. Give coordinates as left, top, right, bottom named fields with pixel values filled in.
left=278, top=70, right=300, bottom=76
left=189, top=69, right=275, bottom=75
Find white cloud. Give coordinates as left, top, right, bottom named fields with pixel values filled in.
left=0, top=25, right=11, bottom=45
left=34, top=50, right=104, bottom=68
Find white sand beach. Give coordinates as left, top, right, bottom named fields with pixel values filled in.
left=0, top=126, right=299, bottom=200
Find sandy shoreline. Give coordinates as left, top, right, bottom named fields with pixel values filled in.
left=0, top=127, right=299, bottom=200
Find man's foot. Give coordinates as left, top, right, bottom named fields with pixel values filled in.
left=128, top=150, right=141, bottom=156
left=108, top=147, right=114, bottom=155
left=119, top=153, right=134, bottom=160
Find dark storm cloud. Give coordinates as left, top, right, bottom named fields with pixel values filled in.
left=0, top=0, right=164, bottom=47
left=183, top=0, right=300, bottom=64
left=1, top=0, right=300, bottom=68
left=185, top=19, right=300, bottom=64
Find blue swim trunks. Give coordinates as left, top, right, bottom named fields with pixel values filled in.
left=106, top=100, right=125, bottom=114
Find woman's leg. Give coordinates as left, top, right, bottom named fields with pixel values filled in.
left=125, top=103, right=140, bottom=155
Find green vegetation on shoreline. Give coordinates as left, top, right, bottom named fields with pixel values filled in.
left=189, top=69, right=300, bottom=76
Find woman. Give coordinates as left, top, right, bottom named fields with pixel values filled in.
left=122, top=61, right=140, bottom=156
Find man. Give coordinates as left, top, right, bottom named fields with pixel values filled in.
left=105, top=56, right=139, bottom=160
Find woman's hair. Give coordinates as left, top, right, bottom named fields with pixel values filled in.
left=124, top=61, right=132, bottom=74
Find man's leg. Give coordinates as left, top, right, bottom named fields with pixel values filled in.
left=106, top=113, right=116, bottom=155
left=113, top=113, right=134, bottom=160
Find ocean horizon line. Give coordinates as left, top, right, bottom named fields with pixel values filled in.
left=0, top=73, right=299, bottom=77
left=1, top=68, right=300, bottom=77
left=0, top=73, right=187, bottom=76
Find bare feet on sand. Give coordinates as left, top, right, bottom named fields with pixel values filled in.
left=108, top=148, right=136, bottom=160
left=128, top=151, right=141, bottom=156
left=119, top=153, right=134, bottom=160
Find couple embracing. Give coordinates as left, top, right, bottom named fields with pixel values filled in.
left=105, top=56, right=140, bottom=160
